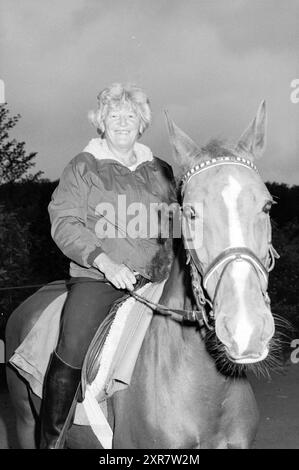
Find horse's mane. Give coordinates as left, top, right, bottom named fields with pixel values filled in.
left=148, top=237, right=176, bottom=282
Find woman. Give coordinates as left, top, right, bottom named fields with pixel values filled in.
left=40, top=83, right=177, bottom=448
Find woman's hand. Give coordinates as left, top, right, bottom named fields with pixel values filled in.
left=93, top=253, right=137, bottom=291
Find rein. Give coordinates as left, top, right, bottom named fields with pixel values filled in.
left=129, top=290, right=206, bottom=326
left=130, top=155, right=279, bottom=330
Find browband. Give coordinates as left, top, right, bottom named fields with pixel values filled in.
left=181, top=156, right=258, bottom=194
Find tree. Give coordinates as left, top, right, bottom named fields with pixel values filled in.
left=0, top=103, right=42, bottom=184
left=0, top=204, right=33, bottom=321
left=0, top=205, right=32, bottom=284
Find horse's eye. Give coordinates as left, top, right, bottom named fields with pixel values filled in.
left=263, top=201, right=273, bottom=214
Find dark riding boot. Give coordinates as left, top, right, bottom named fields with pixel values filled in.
left=40, top=352, right=81, bottom=449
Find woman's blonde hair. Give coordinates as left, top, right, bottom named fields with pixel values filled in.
left=88, top=83, right=152, bottom=137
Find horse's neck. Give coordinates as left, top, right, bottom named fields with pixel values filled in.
left=147, top=241, right=201, bottom=352
left=158, top=241, right=194, bottom=312
left=127, top=243, right=227, bottom=431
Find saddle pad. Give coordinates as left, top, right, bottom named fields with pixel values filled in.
left=9, top=280, right=167, bottom=448
left=9, top=292, right=67, bottom=396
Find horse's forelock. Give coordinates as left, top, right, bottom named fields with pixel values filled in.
left=200, top=139, right=236, bottom=160
left=175, top=138, right=236, bottom=184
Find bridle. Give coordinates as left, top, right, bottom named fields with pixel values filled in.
left=182, top=155, right=279, bottom=329
left=131, top=155, right=279, bottom=330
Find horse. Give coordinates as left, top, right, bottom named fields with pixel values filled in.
left=6, top=101, right=279, bottom=449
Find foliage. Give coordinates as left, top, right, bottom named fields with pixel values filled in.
left=0, top=103, right=42, bottom=184
left=268, top=218, right=299, bottom=332
left=0, top=182, right=69, bottom=333
left=266, top=182, right=299, bottom=226
left=0, top=205, right=31, bottom=283
left=0, top=204, right=33, bottom=320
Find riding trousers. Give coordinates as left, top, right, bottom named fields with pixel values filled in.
left=56, top=277, right=131, bottom=368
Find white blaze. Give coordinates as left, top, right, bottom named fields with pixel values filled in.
left=221, top=176, right=252, bottom=354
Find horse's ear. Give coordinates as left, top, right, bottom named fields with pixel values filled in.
left=164, top=111, right=200, bottom=168
left=235, top=100, right=267, bottom=160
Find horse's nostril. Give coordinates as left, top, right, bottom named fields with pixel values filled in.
left=216, top=317, right=232, bottom=348
left=261, top=314, right=275, bottom=343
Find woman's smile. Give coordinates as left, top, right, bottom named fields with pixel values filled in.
left=104, top=104, right=141, bottom=152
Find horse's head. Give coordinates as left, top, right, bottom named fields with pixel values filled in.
left=167, top=102, right=277, bottom=364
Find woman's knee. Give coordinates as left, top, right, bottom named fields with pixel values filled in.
left=56, top=333, right=87, bottom=367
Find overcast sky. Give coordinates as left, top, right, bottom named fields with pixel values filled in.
left=1, top=0, right=299, bottom=184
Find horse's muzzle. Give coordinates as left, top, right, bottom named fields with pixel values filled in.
left=215, top=309, right=275, bottom=364
left=225, top=347, right=269, bottom=364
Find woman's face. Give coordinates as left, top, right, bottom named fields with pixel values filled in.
left=103, top=102, right=141, bottom=152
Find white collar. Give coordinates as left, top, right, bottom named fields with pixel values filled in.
left=83, top=138, right=153, bottom=170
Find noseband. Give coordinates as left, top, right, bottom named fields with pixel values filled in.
left=182, top=155, right=279, bottom=330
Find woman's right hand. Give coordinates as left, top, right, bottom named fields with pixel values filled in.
left=93, top=253, right=137, bottom=291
